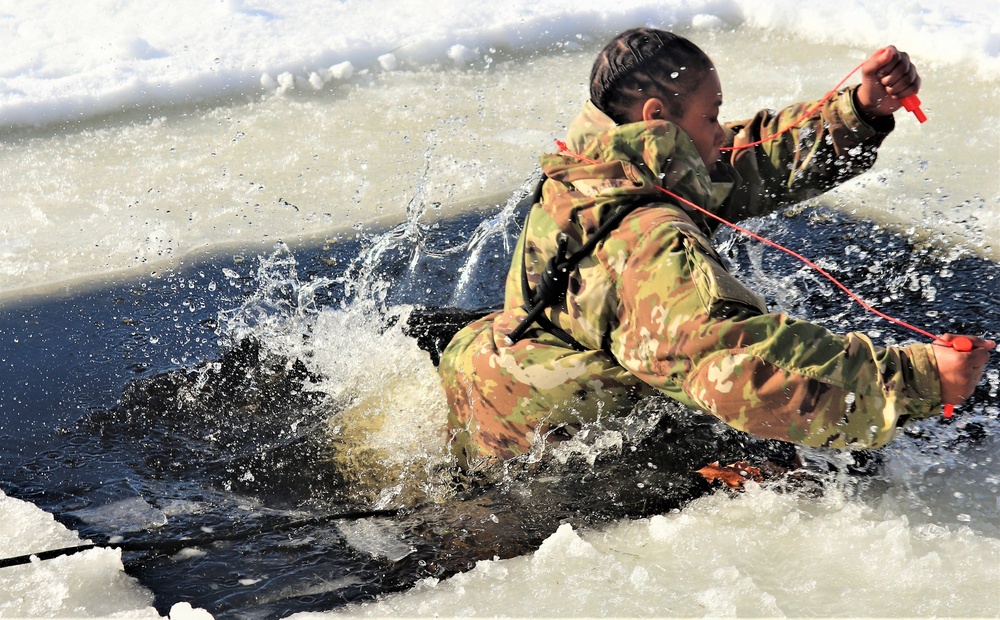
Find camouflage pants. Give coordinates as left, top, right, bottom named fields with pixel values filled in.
left=439, top=311, right=655, bottom=469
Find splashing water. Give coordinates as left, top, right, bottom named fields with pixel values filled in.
left=212, top=244, right=458, bottom=508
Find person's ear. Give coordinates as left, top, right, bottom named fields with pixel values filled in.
left=641, top=98, right=666, bottom=122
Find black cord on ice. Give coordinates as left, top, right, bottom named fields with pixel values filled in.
left=0, top=506, right=407, bottom=569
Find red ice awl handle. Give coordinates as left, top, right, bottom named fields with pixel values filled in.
left=900, top=94, right=927, bottom=123
left=942, top=336, right=974, bottom=418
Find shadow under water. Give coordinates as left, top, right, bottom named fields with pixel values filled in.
left=0, top=185, right=997, bottom=617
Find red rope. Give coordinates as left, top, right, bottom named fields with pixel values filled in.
left=720, top=49, right=925, bottom=153
left=554, top=93, right=957, bottom=416
left=554, top=50, right=932, bottom=343
left=720, top=59, right=866, bottom=152
left=554, top=139, right=941, bottom=342
left=551, top=51, right=963, bottom=413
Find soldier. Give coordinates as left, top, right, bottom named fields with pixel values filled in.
left=439, top=28, right=993, bottom=471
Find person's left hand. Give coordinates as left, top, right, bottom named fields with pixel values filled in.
left=856, top=46, right=921, bottom=118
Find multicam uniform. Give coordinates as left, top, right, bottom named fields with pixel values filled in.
left=439, top=87, right=942, bottom=469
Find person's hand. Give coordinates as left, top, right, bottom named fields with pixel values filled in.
left=856, top=46, right=921, bottom=119
left=933, top=334, right=994, bottom=406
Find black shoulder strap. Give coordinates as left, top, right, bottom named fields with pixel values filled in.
left=506, top=186, right=657, bottom=350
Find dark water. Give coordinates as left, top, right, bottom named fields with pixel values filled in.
left=0, top=188, right=996, bottom=618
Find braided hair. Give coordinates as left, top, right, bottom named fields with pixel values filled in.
left=590, top=28, right=714, bottom=124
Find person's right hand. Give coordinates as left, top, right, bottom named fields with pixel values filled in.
left=856, top=46, right=921, bottom=119
left=933, top=335, right=994, bottom=406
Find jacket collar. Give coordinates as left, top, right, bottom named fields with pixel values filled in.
left=555, top=100, right=737, bottom=213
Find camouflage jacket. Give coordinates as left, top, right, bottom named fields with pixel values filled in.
left=440, top=87, right=941, bottom=469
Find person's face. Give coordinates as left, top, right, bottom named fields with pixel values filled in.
left=669, top=69, right=725, bottom=172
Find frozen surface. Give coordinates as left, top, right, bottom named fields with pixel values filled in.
left=2, top=0, right=997, bottom=129
left=0, top=489, right=161, bottom=618
left=1, top=1, right=998, bottom=618
left=303, top=485, right=1000, bottom=618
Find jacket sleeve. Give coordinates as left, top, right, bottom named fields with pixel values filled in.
left=610, top=214, right=942, bottom=449
left=717, top=85, right=894, bottom=224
